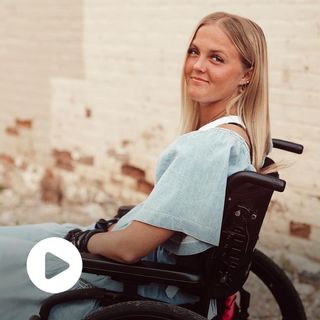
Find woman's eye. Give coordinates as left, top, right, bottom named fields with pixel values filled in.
left=187, top=48, right=198, bottom=55
left=211, top=55, right=224, bottom=63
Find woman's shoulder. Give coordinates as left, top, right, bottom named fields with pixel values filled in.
left=174, top=127, right=250, bottom=154
left=156, top=127, right=252, bottom=175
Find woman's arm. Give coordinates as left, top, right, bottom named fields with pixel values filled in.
left=87, top=221, right=175, bottom=264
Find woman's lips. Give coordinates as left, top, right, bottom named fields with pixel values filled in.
left=190, top=76, right=209, bottom=83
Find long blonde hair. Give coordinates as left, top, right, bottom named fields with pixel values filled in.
left=180, top=12, right=271, bottom=172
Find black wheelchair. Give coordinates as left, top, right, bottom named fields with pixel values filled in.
left=31, top=139, right=307, bottom=320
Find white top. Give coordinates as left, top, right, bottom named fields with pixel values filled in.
left=198, top=115, right=245, bottom=131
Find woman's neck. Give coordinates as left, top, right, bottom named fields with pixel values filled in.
left=198, top=104, right=237, bottom=128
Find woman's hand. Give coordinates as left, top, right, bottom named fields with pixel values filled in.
left=65, top=218, right=121, bottom=252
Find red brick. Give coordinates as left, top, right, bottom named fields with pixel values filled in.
left=52, top=149, right=74, bottom=171
left=15, top=119, right=33, bottom=129
left=85, top=107, right=92, bottom=118
left=121, top=164, right=145, bottom=180
left=5, top=126, right=19, bottom=136
left=289, top=221, right=311, bottom=239
left=0, top=153, right=15, bottom=166
left=40, top=168, right=63, bottom=205
left=136, top=178, right=154, bottom=194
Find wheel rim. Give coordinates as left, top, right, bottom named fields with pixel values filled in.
left=241, top=270, right=283, bottom=319
left=242, top=249, right=307, bottom=320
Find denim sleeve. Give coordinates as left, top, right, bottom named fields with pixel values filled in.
left=131, top=128, right=254, bottom=255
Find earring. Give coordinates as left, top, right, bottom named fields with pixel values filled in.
left=243, top=81, right=250, bottom=88
left=240, top=81, right=249, bottom=92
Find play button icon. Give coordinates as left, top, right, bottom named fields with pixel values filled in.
left=26, top=237, right=83, bottom=294
left=45, top=252, right=70, bottom=279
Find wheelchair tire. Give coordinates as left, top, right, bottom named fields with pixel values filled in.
left=248, top=249, right=307, bottom=320
left=85, top=300, right=207, bottom=320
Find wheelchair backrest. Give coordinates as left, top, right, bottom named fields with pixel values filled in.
left=205, top=157, right=284, bottom=298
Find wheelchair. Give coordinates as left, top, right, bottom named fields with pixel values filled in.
left=30, top=139, right=307, bottom=320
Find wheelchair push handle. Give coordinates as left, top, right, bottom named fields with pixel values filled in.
left=227, top=171, right=286, bottom=192
left=272, top=138, right=303, bottom=154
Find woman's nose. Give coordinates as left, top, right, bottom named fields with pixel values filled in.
left=193, top=56, right=207, bottom=72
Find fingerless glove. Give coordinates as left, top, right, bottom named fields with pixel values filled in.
left=64, top=228, right=104, bottom=252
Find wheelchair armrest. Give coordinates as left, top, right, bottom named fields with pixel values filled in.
left=272, top=138, right=303, bottom=154
left=227, top=171, right=286, bottom=192
left=81, top=252, right=202, bottom=290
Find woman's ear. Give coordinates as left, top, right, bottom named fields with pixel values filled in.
left=240, top=68, right=253, bottom=86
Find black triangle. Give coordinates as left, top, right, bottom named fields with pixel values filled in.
left=45, top=252, right=70, bottom=279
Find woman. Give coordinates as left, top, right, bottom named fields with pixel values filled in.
left=0, top=12, right=270, bottom=320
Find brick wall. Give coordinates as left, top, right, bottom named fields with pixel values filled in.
left=0, top=0, right=84, bottom=159
left=0, top=1, right=319, bottom=260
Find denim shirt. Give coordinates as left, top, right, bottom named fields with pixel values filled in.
left=113, top=119, right=255, bottom=256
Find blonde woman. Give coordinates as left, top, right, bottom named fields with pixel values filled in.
left=0, top=12, right=270, bottom=320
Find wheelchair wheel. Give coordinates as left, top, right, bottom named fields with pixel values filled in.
left=244, top=249, right=307, bottom=320
left=85, top=300, right=207, bottom=320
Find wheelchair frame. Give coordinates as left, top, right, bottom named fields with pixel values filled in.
left=30, top=139, right=306, bottom=320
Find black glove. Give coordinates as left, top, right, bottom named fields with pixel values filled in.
left=64, top=228, right=104, bottom=252
left=65, top=218, right=119, bottom=252
left=94, top=218, right=119, bottom=231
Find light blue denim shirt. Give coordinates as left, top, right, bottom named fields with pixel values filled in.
left=0, top=118, right=257, bottom=319
left=113, top=125, right=255, bottom=256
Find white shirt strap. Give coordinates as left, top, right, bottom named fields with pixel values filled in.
left=198, top=115, right=245, bottom=132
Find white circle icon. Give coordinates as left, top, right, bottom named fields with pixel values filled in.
left=26, top=237, right=83, bottom=294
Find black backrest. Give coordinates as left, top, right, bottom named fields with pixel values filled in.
left=204, top=157, right=284, bottom=298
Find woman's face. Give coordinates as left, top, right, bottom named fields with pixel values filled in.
left=184, top=23, right=249, bottom=109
